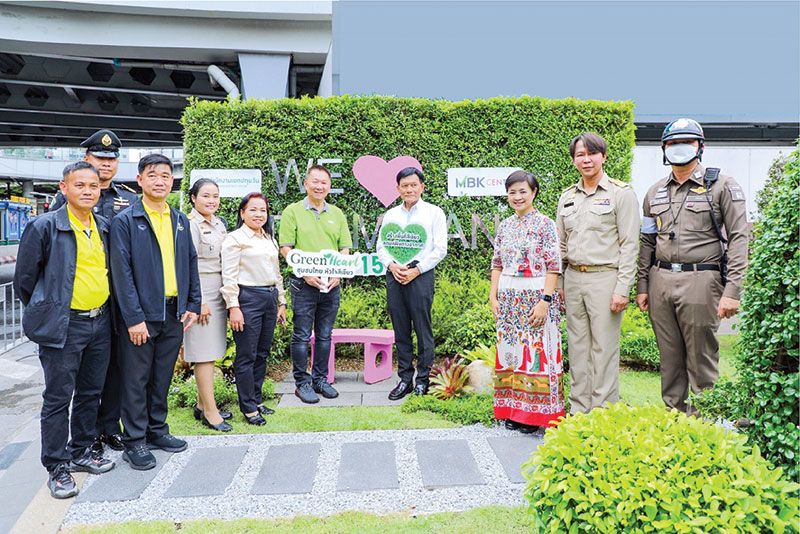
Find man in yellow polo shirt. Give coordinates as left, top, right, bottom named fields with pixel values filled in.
left=110, top=154, right=200, bottom=471
left=15, top=162, right=116, bottom=499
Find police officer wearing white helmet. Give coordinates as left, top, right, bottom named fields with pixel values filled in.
left=636, top=118, right=748, bottom=414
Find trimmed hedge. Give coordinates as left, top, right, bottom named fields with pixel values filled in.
left=181, top=95, right=635, bottom=278
left=523, top=404, right=800, bottom=533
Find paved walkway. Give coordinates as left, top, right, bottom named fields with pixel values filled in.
left=276, top=371, right=405, bottom=408
left=63, top=426, right=541, bottom=527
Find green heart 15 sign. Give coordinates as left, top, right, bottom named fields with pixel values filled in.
left=379, top=223, right=427, bottom=264
left=286, top=249, right=386, bottom=292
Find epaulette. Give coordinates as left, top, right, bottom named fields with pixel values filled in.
left=116, top=183, right=137, bottom=194
left=609, top=178, right=630, bottom=188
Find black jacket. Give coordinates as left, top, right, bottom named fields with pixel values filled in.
left=14, top=206, right=111, bottom=348
left=110, top=199, right=201, bottom=327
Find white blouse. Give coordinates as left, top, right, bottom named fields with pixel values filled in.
left=220, top=225, right=286, bottom=308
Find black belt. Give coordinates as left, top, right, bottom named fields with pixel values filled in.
left=70, top=302, right=107, bottom=318
left=165, top=296, right=178, bottom=305
left=655, top=261, right=720, bottom=273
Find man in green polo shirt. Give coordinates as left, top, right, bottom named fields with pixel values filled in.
left=280, top=164, right=352, bottom=403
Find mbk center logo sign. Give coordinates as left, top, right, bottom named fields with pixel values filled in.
left=190, top=157, right=510, bottom=251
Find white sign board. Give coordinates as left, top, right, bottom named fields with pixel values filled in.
left=447, top=167, right=520, bottom=197
left=286, top=249, right=386, bottom=292
left=190, top=169, right=262, bottom=198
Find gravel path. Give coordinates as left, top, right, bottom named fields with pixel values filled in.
left=63, top=425, right=541, bottom=526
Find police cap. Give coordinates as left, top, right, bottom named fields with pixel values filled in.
left=661, top=118, right=705, bottom=144
left=80, top=129, right=121, bottom=158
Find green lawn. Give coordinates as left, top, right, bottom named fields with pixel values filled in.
left=68, top=506, right=529, bottom=534
left=166, top=402, right=456, bottom=435
left=619, top=334, right=739, bottom=407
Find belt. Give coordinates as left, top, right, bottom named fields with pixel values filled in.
left=70, top=302, right=107, bottom=318
left=655, top=261, right=720, bottom=273
left=568, top=264, right=617, bottom=273
left=165, top=296, right=178, bottom=305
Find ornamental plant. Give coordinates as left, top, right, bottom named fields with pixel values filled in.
left=429, top=357, right=472, bottom=400
left=523, top=404, right=799, bottom=533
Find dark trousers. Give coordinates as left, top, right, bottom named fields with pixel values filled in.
left=95, top=334, right=122, bottom=436
left=232, top=286, right=278, bottom=414
left=289, top=275, right=340, bottom=386
left=38, top=312, right=111, bottom=471
left=387, top=269, right=435, bottom=386
left=119, top=300, right=183, bottom=446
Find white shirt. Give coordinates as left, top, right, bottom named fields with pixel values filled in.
left=220, top=225, right=286, bottom=308
left=376, top=198, right=447, bottom=273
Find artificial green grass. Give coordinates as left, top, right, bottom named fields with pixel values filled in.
left=166, top=402, right=456, bottom=435
left=68, top=506, right=529, bottom=534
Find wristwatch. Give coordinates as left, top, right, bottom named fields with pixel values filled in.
left=541, top=294, right=553, bottom=303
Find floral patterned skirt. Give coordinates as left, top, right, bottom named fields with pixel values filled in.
left=494, top=275, right=565, bottom=427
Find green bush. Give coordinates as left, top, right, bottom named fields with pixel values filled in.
left=432, top=273, right=495, bottom=356
left=401, top=393, right=494, bottom=427
left=168, top=374, right=275, bottom=410
left=619, top=306, right=660, bottom=370
left=523, top=404, right=799, bottom=533
left=182, top=95, right=635, bottom=278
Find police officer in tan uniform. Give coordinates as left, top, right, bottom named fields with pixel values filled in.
left=556, top=132, right=640, bottom=414
left=636, top=118, right=748, bottom=414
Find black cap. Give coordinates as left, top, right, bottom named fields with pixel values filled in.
left=80, top=129, right=121, bottom=158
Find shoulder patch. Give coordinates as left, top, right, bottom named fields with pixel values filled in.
left=728, top=185, right=746, bottom=202
left=609, top=178, right=630, bottom=188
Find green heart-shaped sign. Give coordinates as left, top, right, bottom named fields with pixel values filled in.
left=380, top=223, right=427, bottom=264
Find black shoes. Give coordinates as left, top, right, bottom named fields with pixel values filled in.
left=295, top=383, right=320, bottom=404
left=202, top=416, right=233, bottom=432
left=504, top=419, right=538, bottom=434
left=123, top=444, right=157, bottom=471
left=257, top=405, right=275, bottom=415
left=147, top=434, right=188, bottom=453
left=48, top=464, right=78, bottom=499
left=69, top=448, right=115, bottom=474
left=92, top=433, right=124, bottom=454
left=243, top=412, right=266, bottom=426
left=193, top=406, right=232, bottom=421
left=413, top=383, right=428, bottom=396
left=388, top=381, right=413, bottom=401
left=313, top=381, right=339, bottom=399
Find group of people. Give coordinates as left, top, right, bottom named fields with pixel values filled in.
left=490, top=119, right=748, bottom=435
left=16, top=117, right=747, bottom=500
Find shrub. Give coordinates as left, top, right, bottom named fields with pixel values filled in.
left=688, top=376, right=750, bottom=423
left=523, top=404, right=799, bottom=533
left=429, top=357, right=472, bottom=399
left=619, top=305, right=660, bottom=370
left=460, top=344, right=495, bottom=367
left=401, top=393, right=494, bottom=426
left=432, top=273, right=495, bottom=356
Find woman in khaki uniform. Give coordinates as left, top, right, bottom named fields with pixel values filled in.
left=184, top=179, right=232, bottom=432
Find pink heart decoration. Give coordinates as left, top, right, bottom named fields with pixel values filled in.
left=352, top=155, right=423, bottom=208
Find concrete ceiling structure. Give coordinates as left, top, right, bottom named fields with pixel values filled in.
left=0, top=1, right=332, bottom=147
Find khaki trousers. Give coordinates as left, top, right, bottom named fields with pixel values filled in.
left=648, top=266, right=722, bottom=414
left=565, top=269, right=623, bottom=414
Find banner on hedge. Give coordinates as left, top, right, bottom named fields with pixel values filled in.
left=447, top=167, right=520, bottom=197
left=190, top=169, right=262, bottom=198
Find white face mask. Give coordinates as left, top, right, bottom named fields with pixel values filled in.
left=664, top=143, right=698, bottom=166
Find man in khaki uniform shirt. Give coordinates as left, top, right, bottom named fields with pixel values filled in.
left=556, top=133, right=640, bottom=414
left=636, top=118, right=748, bottom=414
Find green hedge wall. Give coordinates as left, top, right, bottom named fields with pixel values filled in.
left=181, top=95, right=635, bottom=278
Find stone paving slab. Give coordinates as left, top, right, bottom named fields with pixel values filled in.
left=337, top=441, right=398, bottom=492
left=274, top=372, right=398, bottom=395
left=251, top=443, right=320, bottom=495
left=164, top=446, right=248, bottom=498
left=277, top=391, right=362, bottom=408
left=415, top=439, right=486, bottom=488
left=486, top=436, right=541, bottom=483
left=76, top=450, right=173, bottom=503
left=360, top=392, right=405, bottom=407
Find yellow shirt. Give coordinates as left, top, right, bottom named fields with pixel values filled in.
left=68, top=207, right=109, bottom=310
left=143, top=201, right=178, bottom=297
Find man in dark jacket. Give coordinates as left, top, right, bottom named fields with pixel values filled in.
left=14, top=162, right=116, bottom=499
left=110, top=154, right=200, bottom=470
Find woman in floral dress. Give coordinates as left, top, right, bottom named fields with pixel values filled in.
left=490, top=170, right=564, bottom=433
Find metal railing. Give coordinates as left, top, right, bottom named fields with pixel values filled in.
left=0, top=281, right=26, bottom=353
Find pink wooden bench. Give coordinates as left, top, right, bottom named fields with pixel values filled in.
left=309, top=328, right=395, bottom=384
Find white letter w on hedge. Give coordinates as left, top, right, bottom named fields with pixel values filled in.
left=270, top=158, right=312, bottom=194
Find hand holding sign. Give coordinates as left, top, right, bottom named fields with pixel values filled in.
left=287, top=250, right=386, bottom=292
